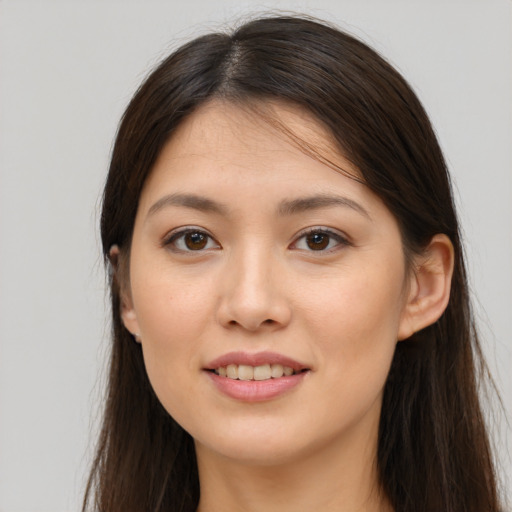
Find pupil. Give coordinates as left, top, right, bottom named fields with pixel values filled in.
left=185, top=232, right=207, bottom=250
left=307, top=233, right=329, bottom=250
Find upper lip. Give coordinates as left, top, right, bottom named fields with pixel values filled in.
left=205, top=351, right=309, bottom=372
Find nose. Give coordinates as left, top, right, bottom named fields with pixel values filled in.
left=216, top=245, right=292, bottom=332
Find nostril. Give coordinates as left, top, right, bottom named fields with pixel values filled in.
left=227, top=318, right=275, bottom=329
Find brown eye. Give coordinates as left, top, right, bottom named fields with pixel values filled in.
left=165, top=228, right=220, bottom=252
left=184, top=232, right=208, bottom=250
left=306, top=232, right=330, bottom=250
left=292, top=228, right=349, bottom=253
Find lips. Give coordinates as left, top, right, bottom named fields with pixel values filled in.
left=205, top=351, right=309, bottom=374
left=204, top=351, right=310, bottom=402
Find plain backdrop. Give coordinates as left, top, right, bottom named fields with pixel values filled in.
left=0, top=1, right=510, bottom=511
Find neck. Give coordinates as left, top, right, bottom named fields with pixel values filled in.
left=195, top=414, right=393, bottom=512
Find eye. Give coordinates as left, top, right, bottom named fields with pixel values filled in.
left=291, top=228, right=350, bottom=252
left=164, top=228, right=220, bottom=252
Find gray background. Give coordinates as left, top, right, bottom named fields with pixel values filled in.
left=0, top=1, right=510, bottom=510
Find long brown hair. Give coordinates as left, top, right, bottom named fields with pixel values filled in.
left=83, top=15, right=502, bottom=512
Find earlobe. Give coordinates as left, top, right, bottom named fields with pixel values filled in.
left=398, top=234, right=454, bottom=340
left=109, top=244, right=141, bottom=342
left=121, top=306, right=141, bottom=341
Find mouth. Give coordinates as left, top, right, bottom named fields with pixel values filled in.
left=210, top=363, right=308, bottom=381
left=204, top=353, right=310, bottom=402
left=204, top=351, right=311, bottom=382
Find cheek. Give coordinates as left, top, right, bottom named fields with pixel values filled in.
left=131, top=261, right=215, bottom=342
left=305, top=265, right=404, bottom=336
left=301, top=261, right=405, bottom=391
left=129, top=267, right=217, bottom=407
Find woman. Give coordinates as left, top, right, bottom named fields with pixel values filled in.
left=83, top=15, right=502, bottom=512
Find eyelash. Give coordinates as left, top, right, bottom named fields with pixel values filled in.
left=162, top=226, right=351, bottom=254
left=162, top=227, right=221, bottom=253
left=291, top=227, right=351, bottom=253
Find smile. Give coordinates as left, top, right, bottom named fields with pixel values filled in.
left=205, top=352, right=310, bottom=401
left=214, top=363, right=298, bottom=381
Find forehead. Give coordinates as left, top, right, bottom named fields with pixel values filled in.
left=140, top=99, right=363, bottom=199
left=182, top=100, right=342, bottom=159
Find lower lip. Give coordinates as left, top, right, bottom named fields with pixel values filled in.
left=206, top=371, right=307, bottom=402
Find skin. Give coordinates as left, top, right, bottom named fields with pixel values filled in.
left=118, top=100, right=454, bottom=512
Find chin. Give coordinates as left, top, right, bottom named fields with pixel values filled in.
left=191, top=418, right=341, bottom=468
left=197, top=436, right=310, bottom=467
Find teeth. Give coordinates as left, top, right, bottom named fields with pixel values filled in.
left=254, top=364, right=271, bottom=381
left=215, top=364, right=297, bottom=380
left=270, top=363, right=284, bottom=378
left=283, top=366, right=294, bottom=376
left=238, top=365, right=254, bottom=381
left=226, top=364, right=238, bottom=379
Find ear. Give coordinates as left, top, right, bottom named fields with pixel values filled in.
left=398, top=234, right=454, bottom=340
left=109, top=244, right=141, bottom=342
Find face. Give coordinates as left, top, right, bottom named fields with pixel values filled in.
left=121, top=100, right=414, bottom=466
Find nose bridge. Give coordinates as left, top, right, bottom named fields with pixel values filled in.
left=218, top=239, right=290, bottom=331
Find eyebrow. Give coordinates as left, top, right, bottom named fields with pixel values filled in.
left=147, top=193, right=229, bottom=217
left=146, top=192, right=370, bottom=220
left=277, top=194, right=371, bottom=219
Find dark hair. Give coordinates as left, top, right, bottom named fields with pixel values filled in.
left=84, top=15, right=502, bottom=512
